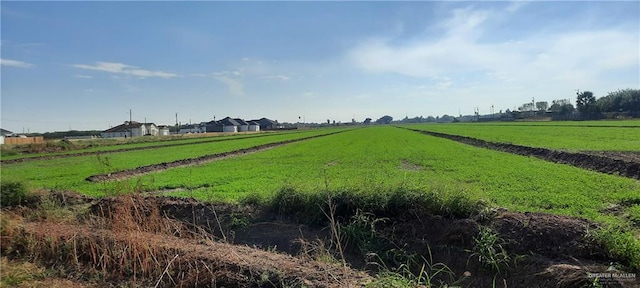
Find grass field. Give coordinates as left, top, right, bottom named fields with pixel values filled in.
left=406, top=122, right=640, bottom=151
left=129, top=127, right=640, bottom=224
left=0, top=130, right=312, bottom=161
left=2, top=124, right=639, bottom=272
left=0, top=128, right=348, bottom=195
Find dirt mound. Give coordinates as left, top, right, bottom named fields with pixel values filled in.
left=407, top=128, right=640, bottom=180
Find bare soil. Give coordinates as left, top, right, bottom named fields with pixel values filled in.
left=406, top=128, right=640, bottom=180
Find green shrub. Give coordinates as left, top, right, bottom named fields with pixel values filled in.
left=1, top=181, right=29, bottom=207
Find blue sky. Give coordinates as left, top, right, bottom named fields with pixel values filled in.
left=1, top=1, right=638, bottom=133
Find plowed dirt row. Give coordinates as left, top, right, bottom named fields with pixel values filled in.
left=85, top=130, right=345, bottom=182
left=404, top=128, right=640, bottom=180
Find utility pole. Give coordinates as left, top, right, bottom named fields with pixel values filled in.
left=175, top=113, right=178, bottom=134
left=491, top=104, right=495, bottom=120
left=129, top=109, right=133, bottom=138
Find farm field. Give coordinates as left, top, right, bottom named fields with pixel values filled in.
left=0, top=130, right=313, bottom=161
left=129, top=126, right=640, bottom=223
left=406, top=122, right=640, bottom=151
left=0, top=128, right=348, bottom=195
left=2, top=125, right=639, bottom=286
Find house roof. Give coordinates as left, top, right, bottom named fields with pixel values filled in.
left=250, top=118, right=278, bottom=126
left=1, top=128, right=13, bottom=136
left=247, top=121, right=259, bottom=125
left=233, top=118, right=249, bottom=125
left=218, top=117, right=241, bottom=126
left=102, top=121, right=155, bottom=133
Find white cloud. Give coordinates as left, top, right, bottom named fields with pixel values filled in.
left=262, top=75, right=290, bottom=81
left=72, top=61, right=178, bottom=79
left=1, top=58, right=34, bottom=68
left=75, top=74, right=93, bottom=79
left=348, top=5, right=639, bottom=91
left=213, top=74, right=244, bottom=97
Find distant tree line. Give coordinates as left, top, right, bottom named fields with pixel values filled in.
left=509, top=88, right=639, bottom=121
left=575, top=89, right=639, bottom=119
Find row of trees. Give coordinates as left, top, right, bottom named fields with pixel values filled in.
left=513, top=88, right=638, bottom=120
left=577, top=89, right=640, bottom=115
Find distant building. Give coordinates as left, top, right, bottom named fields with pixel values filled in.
left=217, top=117, right=240, bottom=133
left=101, top=121, right=160, bottom=138
left=233, top=118, right=249, bottom=132
left=250, top=118, right=279, bottom=130
left=157, top=125, right=171, bottom=136
left=248, top=121, right=260, bottom=132
left=0, top=129, right=13, bottom=137
left=179, top=124, right=199, bottom=134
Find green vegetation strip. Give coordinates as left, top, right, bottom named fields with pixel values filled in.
left=407, top=123, right=640, bottom=151
left=131, top=126, right=639, bottom=269
left=0, top=131, right=304, bottom=163
left=85, top=129, right=348, bottom=182
left=402, top=127, right=640, bottom=180
left=0, top=129, right=347, bottom=195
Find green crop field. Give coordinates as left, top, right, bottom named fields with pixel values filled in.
left=2, top=125, right=639, bottom=269
left=406, top=123, right=640, bottom=151
left=0, top=130, right=310, bottom=161
left=124, top=126, right=639, bottom=223
left=0, top=128, right=348, bottom=195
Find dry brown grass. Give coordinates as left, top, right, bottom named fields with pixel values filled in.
left=0, top=193, right=372, bottom=287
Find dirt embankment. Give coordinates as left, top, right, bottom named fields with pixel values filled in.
left=3, top=193, right=638, bottom=287
left=86, top=130, right=345, bottom=182
left=406, top=128, right=640, bottom=180
left=95, top=196, right=640, bottom=287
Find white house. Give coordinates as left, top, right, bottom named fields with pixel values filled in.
left=158, top=125, right=171, bottom=136
left=234, top=119, right=249, bottom=132
left=248, top=121, right=260, bottom=132
left=101, top=121, right=160, bottom=138
left=179, top=124, right=199, bottom=134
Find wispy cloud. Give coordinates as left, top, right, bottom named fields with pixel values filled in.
left=212, top=71, right=244, bottom=97
left=348, top=4, right=639, bottom=90
left=75, top=74, right=93, bottom=79
left=262, top=75, right=290, bottom=81
left=72, top=61, right=178, bottom=79
left=1, top=58, right=34, bottom=68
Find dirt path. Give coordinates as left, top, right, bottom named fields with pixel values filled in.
left=1, top=132, right=295, bottom=165
left=86, top=130, right=345, bottom=182
left=403, top=127, right=640, bottom=180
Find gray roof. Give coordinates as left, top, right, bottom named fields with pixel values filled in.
left=218, top=117, right=241, bottom=126
left=0, top=129, right=13, bottom=136
left=233, top=118, right=249, bottom=125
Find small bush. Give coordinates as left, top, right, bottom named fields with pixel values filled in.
left=1, top=181, right=29, bottom=207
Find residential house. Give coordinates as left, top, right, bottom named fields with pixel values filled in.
left=101, top=121, right=159, bottom=138
left=204, top=121, right=223, bottom=133
left=179, top=124, right=199, bottom=134
left=250, top=118, right=279, bottom=130
left=218, top=117, right=240, bottom=133
left=1, top=129, right=13, bottom=137
left=157, top=125, right=171, bottom=136
left=233, top=118, right=249, bottom=132
left=248, top=121, right=260, bottom=132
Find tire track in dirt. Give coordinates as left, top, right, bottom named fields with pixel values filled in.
left=1, top=132, right=295, bottom=164
left=86, top=130, right=347, bottom=182
left=402, top=127, right=640, bottom=180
